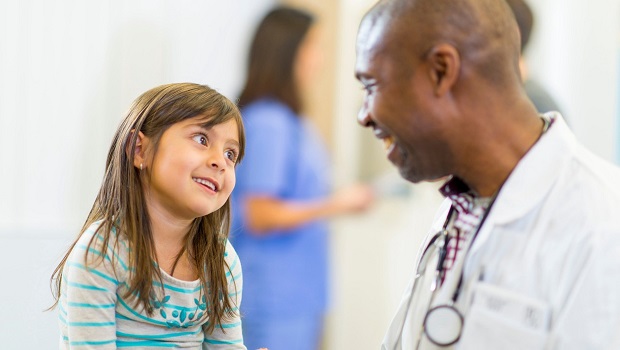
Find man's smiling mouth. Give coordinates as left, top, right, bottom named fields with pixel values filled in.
left=383, top=136, right=395, bottom=151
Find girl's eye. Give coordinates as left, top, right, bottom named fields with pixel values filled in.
left=192, top=134, right=208, bottom=146
left=225, top=149, right=238, bottom=163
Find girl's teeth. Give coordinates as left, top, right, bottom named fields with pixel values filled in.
left=193, top=178, right=215, bottom=191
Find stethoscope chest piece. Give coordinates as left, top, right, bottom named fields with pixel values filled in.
left=423, top=304, right=464, bottom=346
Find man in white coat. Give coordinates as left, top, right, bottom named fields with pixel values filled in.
left=355, top=0, right=620, bottom=349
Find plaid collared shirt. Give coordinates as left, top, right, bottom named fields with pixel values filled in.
left=438, top=177, right=492, bottom=276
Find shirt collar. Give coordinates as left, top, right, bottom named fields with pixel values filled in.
left=439, top=176, right=492, bottom=216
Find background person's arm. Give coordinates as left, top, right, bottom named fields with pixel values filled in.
left=244, top=183, right=373, bottom=234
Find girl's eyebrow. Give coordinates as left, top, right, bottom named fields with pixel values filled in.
left=182, top=122, right=209, bottom=132
left=226, top=138, right=240, bottom=149
left=198, top=122, right=215, bottom=130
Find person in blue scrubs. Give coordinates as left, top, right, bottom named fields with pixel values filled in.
left=231, top=6, right=374, bottom=350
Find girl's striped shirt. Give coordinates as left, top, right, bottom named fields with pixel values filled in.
left=59, top=222, right=246, bottom=349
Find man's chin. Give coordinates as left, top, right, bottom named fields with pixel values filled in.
left=397, top=166, right=421, bottom=184
left=397, top=166, right=449, bottom=184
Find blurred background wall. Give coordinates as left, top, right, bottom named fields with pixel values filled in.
left=0, top=0, right=619, bottom=349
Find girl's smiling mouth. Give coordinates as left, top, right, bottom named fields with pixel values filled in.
left=193, top=177, right=219, bottom=192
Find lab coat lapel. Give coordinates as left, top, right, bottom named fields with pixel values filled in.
left=468, top=113, right=574, bottom=258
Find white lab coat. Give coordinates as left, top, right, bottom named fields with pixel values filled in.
left=383, top=114, right=620, bottom=350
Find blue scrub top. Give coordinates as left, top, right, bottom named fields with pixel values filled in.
left=231, top=99, right=331, bottom=318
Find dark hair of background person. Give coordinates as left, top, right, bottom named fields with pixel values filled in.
left=505, top=0, right=534, bottom=52
left=237, top=6, right=314, bottom=115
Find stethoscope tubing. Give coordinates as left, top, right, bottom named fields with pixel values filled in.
left=393, top=190, right=501, bottom=350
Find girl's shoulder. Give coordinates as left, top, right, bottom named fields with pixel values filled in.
left=224, top=239, right=240, bottom=265
left=78, top=220, right=129, bottom=249
left=71, top=220, right=131, bottom=272
left=224, top=239, right=242, bottom=277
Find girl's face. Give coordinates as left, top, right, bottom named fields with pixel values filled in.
left=143, top=116, right=240, bottom=222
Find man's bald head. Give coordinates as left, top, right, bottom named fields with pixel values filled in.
left=356, top=0, right=544, bottom=194
left=361, top=0, right=522, bottom=87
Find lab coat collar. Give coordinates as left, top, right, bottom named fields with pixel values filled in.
left=488, top=112, right=573, bottom=225
left=462, top=113, right=574, bottom=302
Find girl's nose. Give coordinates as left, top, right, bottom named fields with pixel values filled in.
left=208, top=152, right=226, bottom=170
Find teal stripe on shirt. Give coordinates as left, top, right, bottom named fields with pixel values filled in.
left=152, top=281, right=201, bottom=294
left=117, top=298, right=167, bottom=327
left=94, top=233, right=131, bottom=271
left=68, top=301, right=116, bottom=309
left=77, top=244, right=112, bottom=262
left=205, top=321, right=241, bottom=329
left=225, top=257, right=239, bottom=277
left=59, top=302, right=67, bottom=316
left=158, top=303, right=200, bottom=312
left=67, top=281, right=108, bottom=292
left=69, top=339, right=116, bottom=346
left=116, top=329, right=201, bottom=340
left=203, top=337, right=243, bottom=345
left=117, top=340, right=179, bottom=348
left=67, top=262, right=119, bottom=286
left=116, top=313, right=132, bottom=321
left=230, top=272, right=242, bottom=283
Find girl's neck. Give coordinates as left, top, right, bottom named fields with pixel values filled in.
left=143, top=192, right=199, bottom=280
left=147, top=205, right=198, bottom=281
left=152, top=220, right=189, bottom=249
left=144, top=198, right=192, bottom=245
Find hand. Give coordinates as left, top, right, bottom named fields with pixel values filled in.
left=330, top=183, right=375, bottom=214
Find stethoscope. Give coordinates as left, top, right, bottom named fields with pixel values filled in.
left=394, top=193, right=499, bottom=350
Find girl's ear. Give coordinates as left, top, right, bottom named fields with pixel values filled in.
left=128, top=130, right=149, bottom=170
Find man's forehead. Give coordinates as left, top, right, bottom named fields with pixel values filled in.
left=356, top=14, right=389, bottom=54
left=356, top=14, right=392, bottom=77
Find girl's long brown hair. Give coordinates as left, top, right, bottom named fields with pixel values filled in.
left=50, top=83, right=245, bottom=333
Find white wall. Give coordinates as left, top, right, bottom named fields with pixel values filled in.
left=527, top=0, right=620, bottom=162
left=0, top=1, right=274, bottom=348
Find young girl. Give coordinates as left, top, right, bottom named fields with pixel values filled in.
left=50, top=83, right=247, bottom=349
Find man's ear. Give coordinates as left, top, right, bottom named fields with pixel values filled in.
left=127, top=130, right=149, bottom=170
left=426, top=43, right=460, bottom=96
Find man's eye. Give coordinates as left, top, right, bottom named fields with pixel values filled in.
left=192, top=134, right=208, bottom=146
left=361, top=83, right=376, bottom=94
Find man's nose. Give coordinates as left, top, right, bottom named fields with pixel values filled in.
left=357, top=102, right=373, bottom=127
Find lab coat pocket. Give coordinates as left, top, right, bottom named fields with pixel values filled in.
left=458, top=282, right=550, bottom=350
